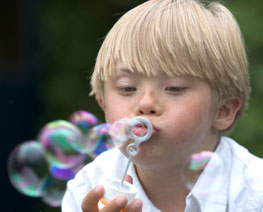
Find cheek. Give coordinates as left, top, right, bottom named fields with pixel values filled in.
left=103, top=97, right=130, bottom=124
left=186, top=103, right=210, bottom=124
left=168, top=98, right=213, bottom=138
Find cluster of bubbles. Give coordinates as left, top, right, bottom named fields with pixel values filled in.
left=8, top=109, right=229, bottom=206
left=7, top=110, right=134, bottom=207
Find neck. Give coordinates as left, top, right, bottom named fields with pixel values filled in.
left=135, top=164, right=189, bottom=212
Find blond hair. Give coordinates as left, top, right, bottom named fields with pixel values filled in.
left=90, top=0, right=250, bottom=133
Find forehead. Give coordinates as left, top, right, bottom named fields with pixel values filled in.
left=111, top=61, right=204, bottom=84
left=112, top=59, right=177, bottom=78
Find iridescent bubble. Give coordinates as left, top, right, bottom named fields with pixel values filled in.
left=42, top=156, right=94, bottom=207
left=86, top=123, right=113, bottom=159
left=38, top=120, right=86, bottom=169
left=181, top=151, right=224, bottom=194
left=88, top=140, right=112, bottom=159
left=7, top=141, right=49, bottom=197
left=109, top=118, right=130, bottom=147
left=69, top=110, right=98, bottom=133
left=70, top=123, right=112, bottom=155
left=50, top=161, right=85, bottom=181
left=41, top=176, right=67, bottom=207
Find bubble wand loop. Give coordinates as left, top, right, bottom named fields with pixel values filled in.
left=120, top=116, right=153, bottom=187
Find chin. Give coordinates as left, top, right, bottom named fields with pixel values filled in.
left=134, top=145, right=156, bottom=163
left=119, top=139, right=157, bottom=163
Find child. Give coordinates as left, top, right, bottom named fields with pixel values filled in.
left=62, top=0, right=263, bottom=211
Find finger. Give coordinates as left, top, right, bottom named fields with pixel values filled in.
left=81, top=185, right=104, bottom=212
left=101, top=195, right=128, bottom=212
left=123, top=175, right=133, bottom=184
left=125, top=199, right=143, bottom=212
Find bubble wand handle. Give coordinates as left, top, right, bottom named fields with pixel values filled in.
left=120, top=116, right=153, bottom=187
left=121, top=155, right=132, bottom=186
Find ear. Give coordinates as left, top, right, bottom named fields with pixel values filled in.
left=96, top=95, right=105, bottom=111
left=213, top=98, right=241, bottom=130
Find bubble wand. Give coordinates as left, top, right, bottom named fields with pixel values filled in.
left=98, top=116, right=153, bottom=209
left=120, top=116, right=153, bottom=187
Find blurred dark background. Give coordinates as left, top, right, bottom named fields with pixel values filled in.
left=1, top=0, right=262, bottom=211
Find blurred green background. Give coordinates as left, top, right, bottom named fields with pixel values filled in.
left=1, top=0, right=262, bottom=211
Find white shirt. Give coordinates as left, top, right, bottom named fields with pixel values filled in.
left=62, top=137, right=263, bottom=212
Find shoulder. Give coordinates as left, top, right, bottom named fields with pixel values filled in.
left=222, top=136, right=263, bottom=175
left=222, top=137, right=263, bottom=211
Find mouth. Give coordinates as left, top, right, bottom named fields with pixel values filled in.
left=131, top=123, right=159, bottom=137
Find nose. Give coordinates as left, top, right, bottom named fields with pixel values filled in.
left=135, top=90, right=161, bottom=116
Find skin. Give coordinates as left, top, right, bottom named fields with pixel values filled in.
left=82, top=62, right=241, bottom=212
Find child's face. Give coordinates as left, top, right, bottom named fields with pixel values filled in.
left=97, top=62, right=219, bottom=169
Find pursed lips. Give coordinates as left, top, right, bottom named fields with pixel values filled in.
left=131, top=123, right=159, bottom=137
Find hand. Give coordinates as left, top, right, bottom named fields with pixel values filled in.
left=81, top=175, right=143, bottom=212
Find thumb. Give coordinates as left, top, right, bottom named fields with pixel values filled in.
left=81, top=185, right=104, bottom=212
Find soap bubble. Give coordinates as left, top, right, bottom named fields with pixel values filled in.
left=7, top=141, right=49, bottom=197
left=41, top=176, right=67, bottom=207
left=68, top=123, right=112, bottom=154
left=49, top=155, right=93, bottom=181
left=43, top=156, right=93, bottom=207
left=38, top=120, right=86, bottom=169
left=69, top=110, right=98, bottom=133
left=109, top=118, right=130, bottom=147
left=181, top=151, right=224, bottom=194
left=7, top=112, right=156, bottom=208
left=86, top=123, right=113, bottom=159
left=51, top=156, right=92, bottom=180
left=88, top=140, right=111, bottom=159
left=50, top=161, right=85, bottom=181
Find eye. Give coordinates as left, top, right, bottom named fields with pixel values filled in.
left=117, top=86, right=137, bottom=96
left=165, top=87, right=185, bottom=92
left=120, top=87, right=137, bottom=92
